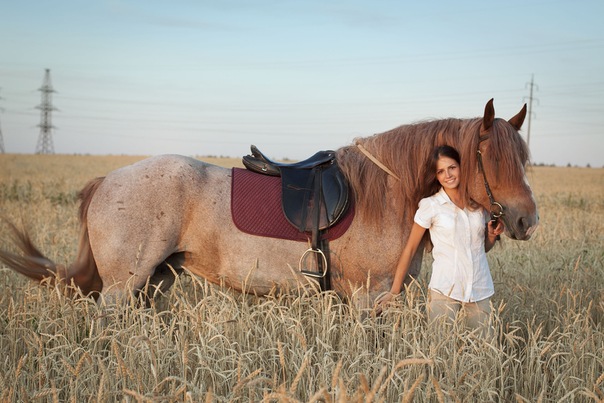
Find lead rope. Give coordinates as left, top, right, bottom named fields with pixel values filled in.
left=356, top=142, right=401, bottom=181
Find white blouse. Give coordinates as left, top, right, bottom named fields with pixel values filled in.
left=414, top=188, right=494, bottom=303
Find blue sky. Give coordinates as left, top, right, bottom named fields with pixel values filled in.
left=1, top=0, right=603, bottom=166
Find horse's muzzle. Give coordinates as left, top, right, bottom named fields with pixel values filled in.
left=506, top=213, right=539, bottom=240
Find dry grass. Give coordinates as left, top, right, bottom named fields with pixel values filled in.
left=0, top=155, right=602, bottom=402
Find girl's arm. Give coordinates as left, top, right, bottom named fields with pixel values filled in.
left=375, top=222, right=427, bottom=306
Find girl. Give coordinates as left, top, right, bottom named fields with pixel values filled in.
left=376, top=145, right=504, bottom=331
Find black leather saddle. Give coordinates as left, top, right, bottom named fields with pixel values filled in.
left=242, top=145, right=351, bottom=290
left=242, top=145, right=349, bottom=232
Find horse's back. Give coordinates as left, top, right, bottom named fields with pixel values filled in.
left=89, top=154, right=228, bottom=224
left=102, top=154, right=222, bottom=187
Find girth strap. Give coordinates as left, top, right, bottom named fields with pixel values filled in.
left=298, top=164, right=332, bottom=291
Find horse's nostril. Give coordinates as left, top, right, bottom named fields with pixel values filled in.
left=516, top=216, right=538, bottom=240
left=518, top=217, right=527, bottom=233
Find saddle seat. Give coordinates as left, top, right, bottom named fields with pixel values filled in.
left=242, top=145, right=350, bottom=232
left=242, top=145, right=336, bottom=176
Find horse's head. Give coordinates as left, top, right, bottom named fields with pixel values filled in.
left=465, top=99, right=539, bottom=240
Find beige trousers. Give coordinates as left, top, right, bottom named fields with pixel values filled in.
left=428, top=289, right=493, bottom=334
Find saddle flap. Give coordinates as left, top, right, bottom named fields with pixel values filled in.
left=280, top=163, right=349, bottom=232
left=321, top=165, right=350, bottom=223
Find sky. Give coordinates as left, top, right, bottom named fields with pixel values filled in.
left=1, top=0, right=603, bottom=167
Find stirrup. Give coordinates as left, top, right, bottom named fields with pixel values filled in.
left=299, top=248, right=328, bottom=278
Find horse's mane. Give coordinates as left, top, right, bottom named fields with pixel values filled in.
left=336, top=116, right=529, bottom=227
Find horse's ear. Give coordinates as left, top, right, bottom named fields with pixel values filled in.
left=508, top=103, right=528, bottom=130
left=481, top=98, right=495, bottom=133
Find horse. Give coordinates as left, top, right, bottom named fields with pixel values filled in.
left=0, top=99, right=538, bottom=305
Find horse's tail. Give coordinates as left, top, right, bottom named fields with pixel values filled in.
left=0, top=177, right=105, bottom=297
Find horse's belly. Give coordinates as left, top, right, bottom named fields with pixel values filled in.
left=183, top=227, right=317, bottom=295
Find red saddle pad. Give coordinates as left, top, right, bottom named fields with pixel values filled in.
left=231, top=168, right=354, bottom=242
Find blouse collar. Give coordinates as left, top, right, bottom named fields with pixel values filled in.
left=434, top=187, right=452, bottom=205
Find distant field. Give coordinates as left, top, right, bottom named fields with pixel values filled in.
left=0, top=154, right=602, bottom=402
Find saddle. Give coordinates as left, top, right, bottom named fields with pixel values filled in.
left=242, top=145, right=351, bottom=290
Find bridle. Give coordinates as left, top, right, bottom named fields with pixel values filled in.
left=476, top=134, right=506, bottom=224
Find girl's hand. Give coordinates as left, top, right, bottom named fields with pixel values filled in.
left=374, top=291, right=396, bottom=315
left=487, top=219, right=504, bottom=239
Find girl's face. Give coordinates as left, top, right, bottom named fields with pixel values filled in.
left=436, top=156, right=460, bottom=190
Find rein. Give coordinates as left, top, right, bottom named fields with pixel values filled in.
left=476, top=135, right=505, bottom=224
left=355, top=142, right=401, bottom=181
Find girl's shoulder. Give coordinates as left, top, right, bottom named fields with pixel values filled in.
left=417, top=192, right=442, bottom=216
left=418, top=194, right=436, bottom=209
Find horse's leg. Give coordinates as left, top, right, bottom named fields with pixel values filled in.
left=143, top=252, right=186, bottom=304
left=87, top=199, right=182, bottom=305
left=97, top=257, right=184, bottom=308
left=94, top=247, right=168, bottom=306
left=148, top=252, right=186, bottom=292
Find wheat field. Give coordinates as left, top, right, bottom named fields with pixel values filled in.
left=0, top=154, right=602, bottom=402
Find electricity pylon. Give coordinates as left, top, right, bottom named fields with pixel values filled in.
left=35, top=68, right=57, bottom=154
